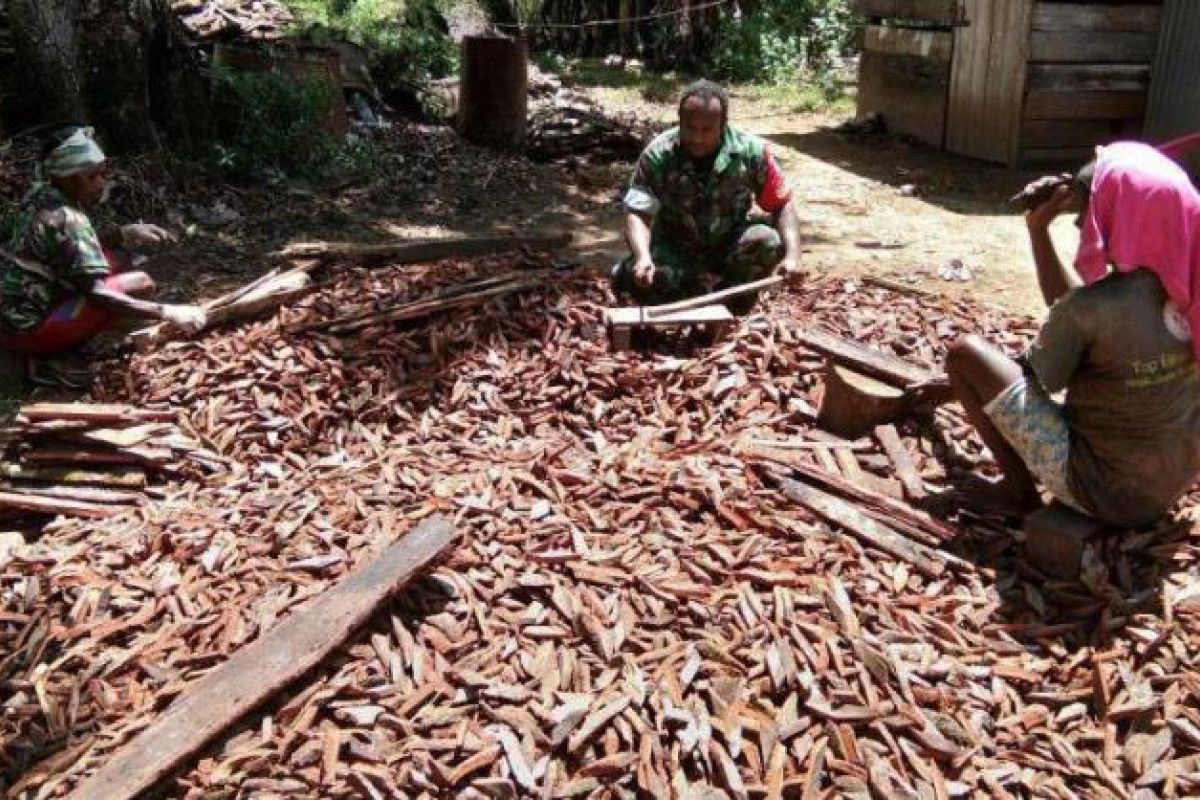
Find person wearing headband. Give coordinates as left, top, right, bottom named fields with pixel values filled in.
left=0, top=126, right=206, bottom=377
left=943, top=141, right=1200, bottom=528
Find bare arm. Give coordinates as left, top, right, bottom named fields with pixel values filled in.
left=776, top=199, right=802, bottom=264
left=625, top=212, right=653, bottom=267
left=1025, top=183, right=1081, bottom=308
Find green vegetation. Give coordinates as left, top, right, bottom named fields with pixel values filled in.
left=287, top=0, right=459, bottom=86
left=211, top=66, right=376, bottom=179
left=712, top=0, right=859, bottom=87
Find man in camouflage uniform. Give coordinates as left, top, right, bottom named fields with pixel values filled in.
left=613, top=80, right=804, bottom=314
left=0, top=127, right=205, bottom=372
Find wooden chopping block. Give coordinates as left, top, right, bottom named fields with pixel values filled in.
left=817, top=363, right=908, bottom=438
left=604, top=304, right=734, bottom=351
left=1023, top=502, right=1107, bottom=580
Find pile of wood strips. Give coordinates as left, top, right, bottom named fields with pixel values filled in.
left=3, top=255, right=1199, bottom=799
left=172, top=0, right=295, bottom=41
left=0, top=403, right=224, bottom=520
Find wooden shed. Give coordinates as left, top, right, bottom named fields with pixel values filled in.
left=853, top=0, right=1164, bottom=165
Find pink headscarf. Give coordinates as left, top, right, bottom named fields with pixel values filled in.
left=1074, top=141, right=1200, bottom=360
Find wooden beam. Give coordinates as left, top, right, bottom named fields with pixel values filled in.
left=864, top=24, right=952, bottom=61
left=850, top=0, right=961, bottom=24
left=646, top=276, right=783, bottom=318
left=875, top=424, right=926, bottom=501
left=0, top=489, right=118, bottom=519
left=771, top=475, right=946, bottom=579
left=1032, top=3, right=1161, bottom=33
left=277, top=233, right=571, bottom=263
left=1024, top=89, right=1147, bottom=120
left=799, top=329, right=937, bottom=388
left=1027, top=64, right=1151, bottom=93
left=64, top=515, right=457, bottom=800
left=1030, top=31, right=1158, bottom=64
left=19, top=403, right=175, bottom=424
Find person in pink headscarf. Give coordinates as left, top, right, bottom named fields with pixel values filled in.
left=943, top=141, right=1200, bottom=526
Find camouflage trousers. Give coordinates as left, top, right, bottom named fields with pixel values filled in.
left=611, top=224, right=784, bottom=315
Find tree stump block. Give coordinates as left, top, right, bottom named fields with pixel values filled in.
left=460, top=36, right=528, bottom=150
left=1024, top=502, right=1107, bottom=580
left=817, top=363, right=907, bottom=439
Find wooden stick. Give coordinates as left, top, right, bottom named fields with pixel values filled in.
left=0, top=489, right=119, bottom=519
left=19, top=403, right=175, bottom=425
left=863, top=275, right=937, bottom=299
left=64, top=514, right=457, bottom=800
left=276, top=233, right=572, bottom=263
left=800, top=329, right=936, bottom=388
left=770, top=476, right=946, bottom=579
left=875, top=424, right=927, bottom=501
left=303, top=277, right=539, bottom=336
left=1, top=463, right=148, bottom=489
left=646, top=275, right=784, bottom=319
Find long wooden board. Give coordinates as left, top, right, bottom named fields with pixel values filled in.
left=799, top=329, right=936, bottom=388
left=1032, top=3, right=1162, bottom=33
left=850, top=0, right=961, bottom=24
left=1030, top=31, right=1158, bottom=63
left=278, top=233, right=572, bottom=263
left=772, top=476, right=946, bottom=579
left=1024, top=89, right=1147, bottom=120
left=1027, top=64, right=1151, bottom=93
left=864, top=24, right=953, bottom=61
left=64, top=515, right=457, bottom=800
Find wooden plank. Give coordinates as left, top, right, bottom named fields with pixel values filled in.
left=772, top=476, right=946, bottom=579
left=277, top=233, right=572, bottom=263
left=1024, top=89, right=1147, bottom=120
left=864, top=24, right=953, bottom=62
left=799, top=329, right=936, bottom=388
left=1027, top=64, right=1151, bottom=92
left=875, top=424, right=926, bottom=500
left=856, top=50, right=950, bottom=148
left=0, top=489, right=117, bottom=519
left=1030, top=31, right=1158, bottom=63
left=1020, top=117, right=1141, bottom=149
left=19, top=403, right=175, bottom=424
left=646, top=276, right=783, bottom=318
left=1, top=463, right=147, bottom=489
left=64, top=515, right=457, bottom=800
left=946, top=0, right=1035, bottom=164
left=606, top=304, right=733, bottom=326
left=1018, top=146, right=1106, bottom=165
left=1032, top=3, right=1162, bottom=33
left=850, top=0, right=961, bottom=23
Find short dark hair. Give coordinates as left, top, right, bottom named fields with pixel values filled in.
left=679, top=80, right=728, bottom=125
left=39, top=124, right=88, bottom=161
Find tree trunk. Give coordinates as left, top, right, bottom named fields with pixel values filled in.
left=7, top=0, right=212, bottom=155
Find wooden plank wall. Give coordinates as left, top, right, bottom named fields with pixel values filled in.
left=856, top=28, right=955, bottom=148
left=1019, top=1, right=1163, bottom=164
left=852, top=0, right=959, bottom=150
left=945, top=0, right=1035, bottom=164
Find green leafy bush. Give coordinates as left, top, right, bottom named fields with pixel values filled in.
left=211, top=66, right=373, bottom=178
left=708, top=0, right=860, bottom=86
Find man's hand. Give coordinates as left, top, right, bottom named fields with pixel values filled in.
left=122, top=223, right=178, bottom=250
left=633, top=260, right=657, bottom=288
left=776, top=254, right=806, bottom=284
left=1023, top=181, right=1076, bottom=232
left=161, top=304, right=207, bottom=334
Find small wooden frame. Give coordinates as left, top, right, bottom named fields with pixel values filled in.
left=604, top=304, right=734, bottom=351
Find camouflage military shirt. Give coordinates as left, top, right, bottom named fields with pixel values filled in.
left=623, top=126, right=792, bottom=259
left=0, top=184, right=109, bottom=334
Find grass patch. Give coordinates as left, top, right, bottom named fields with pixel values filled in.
left=733, top=82, right=855, bottom=115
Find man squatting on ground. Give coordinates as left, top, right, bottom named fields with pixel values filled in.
left=946, top=141, right=1200, bottom=527
left=612, top=80, right=805, bottom=314
left=0, top=126, right=206, bottom=370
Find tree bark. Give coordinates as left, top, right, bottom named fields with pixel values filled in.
left=7, top=0, right=212, bottom=155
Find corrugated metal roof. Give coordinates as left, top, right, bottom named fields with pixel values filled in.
left=1147, top=0, right=1200, bottom=151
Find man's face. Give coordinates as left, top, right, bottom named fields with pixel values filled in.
left=679, top=96, right=724, bottom=161
left=60, top=165, right=109, bottom=208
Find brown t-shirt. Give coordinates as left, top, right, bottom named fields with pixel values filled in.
left=1028, top=269, right=1200, bottom=526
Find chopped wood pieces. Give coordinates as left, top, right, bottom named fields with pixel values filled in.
left=0, top=403, right=224, bottom=519
left=2, top=260, right=1196, bottom=800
